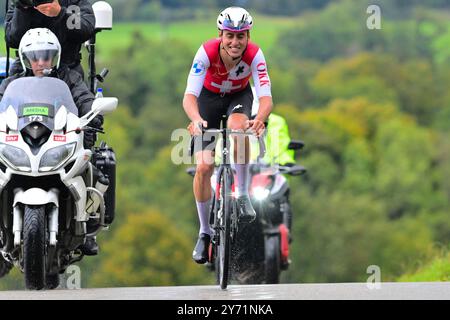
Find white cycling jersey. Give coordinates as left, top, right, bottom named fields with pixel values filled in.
left=185, top=38, right=272, bottom=98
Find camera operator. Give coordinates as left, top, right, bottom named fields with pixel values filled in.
left=4, top=0, right=95, bottom=78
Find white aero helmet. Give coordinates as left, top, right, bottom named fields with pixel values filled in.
left=217, top=7, right=253, bottom=32
left=19, top=28, right=61, bottom=72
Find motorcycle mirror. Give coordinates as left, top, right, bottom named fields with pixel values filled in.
left=287, top=164, right=307, bottom=176
left=54, top=106, right=68, bottom=131
left=6, top=105, right=18, bottom=131
left=91, top=97, right=118, bottom=115
left=93, top=1, right=113, bottom=31
left=288, top=140, right=305, bottom=151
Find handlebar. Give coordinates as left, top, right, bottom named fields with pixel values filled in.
left=200, top=126, right=266, bottom=161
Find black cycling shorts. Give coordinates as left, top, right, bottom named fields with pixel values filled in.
left=193, top=84, right=253, bottom=153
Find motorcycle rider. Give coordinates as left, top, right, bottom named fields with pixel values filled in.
left=183, top=7, right=273, bottom=264
left=250, top=95, right=297, bottom=241
left=5, top=0, right=95, bottom=77
left=0, top=28, right=103, bottom=256
left=250, top=89, right=295, bottom=167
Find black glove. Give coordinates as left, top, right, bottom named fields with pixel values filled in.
left=83, top=130, right=96, bottom=149
left=89, top=115, right=104, bottom=130
left=14, top=0, right=34, bottom=8
left=33, top=0, right=55, bottom=5
left=83, top=115, right=104, bottom=149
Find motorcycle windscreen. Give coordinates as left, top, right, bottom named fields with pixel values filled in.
left=0, top=77, right=78, bottom=130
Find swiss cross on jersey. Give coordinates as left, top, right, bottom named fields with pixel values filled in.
left=210, top=62, right=251, bottom=93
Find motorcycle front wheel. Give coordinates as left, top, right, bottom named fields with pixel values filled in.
left=23, top=205, right=46, bottom=290
left=264, top=235, right=281, bottom=284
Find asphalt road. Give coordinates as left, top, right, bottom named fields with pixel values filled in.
left=0, top=282, right=449, bottom=300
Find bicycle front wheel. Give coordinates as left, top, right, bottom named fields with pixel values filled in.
left=217, top=168, right=232, bottom=290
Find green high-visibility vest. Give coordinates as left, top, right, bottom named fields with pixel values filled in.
left=260, top=113, right=295, bottom=165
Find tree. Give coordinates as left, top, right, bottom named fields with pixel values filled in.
left=104, top=32, right=193, bottom=114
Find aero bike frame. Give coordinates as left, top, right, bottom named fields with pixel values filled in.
left=201, top=119, right=265, bottom=290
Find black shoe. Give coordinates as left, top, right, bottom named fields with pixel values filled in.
left=237, top=195, right=256, bottom=223
left=80, top=237, right=99, bottom=256
left=192, top=233, right=211, bottom=264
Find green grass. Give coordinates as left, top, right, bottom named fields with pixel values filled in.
left=0, top=15, right=299, bottom=60
left=397, top=251, right=450, bottom=282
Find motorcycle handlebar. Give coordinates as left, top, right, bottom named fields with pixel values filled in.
left=251, top=163, right=307, bottom=177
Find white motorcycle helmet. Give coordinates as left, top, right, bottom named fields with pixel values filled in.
left=217, top=7, right=253, bottom=32
left=18, top=28, right=61, bottom=73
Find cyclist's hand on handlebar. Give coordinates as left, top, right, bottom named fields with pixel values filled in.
left=188, top=119, right=208, bottom=136
left=246, top=119, right=265, bottom=137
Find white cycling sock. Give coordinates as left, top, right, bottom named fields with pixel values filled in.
left=235, top=164, right=250, bottom=197
left=196, top=198, right=213, bottom=236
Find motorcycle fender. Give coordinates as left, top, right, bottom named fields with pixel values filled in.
left=13, top=188, right=59, bottom=207
left=65, top=176, right=88, bottom=222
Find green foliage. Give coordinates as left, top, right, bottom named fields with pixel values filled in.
left=272, top=0, right=449, bottom=64
left=373, top=118, right=438, bottom=219
left=103, top=32, right=193, bottom=114
left=0, top=268, right=25, bottom=290
left=285, top=189, right=435, bottom=283
left=91, top=209, right=211, bottom=287
left=306, top=53, right=442, bottom=126
left=276, top=96, right=446, bottom=282
left=398, top=250, right=450, bottom=282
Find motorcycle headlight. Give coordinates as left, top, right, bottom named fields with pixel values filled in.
left=39, top=143, right=76, bottom=172
left=0, top=143, right=31, bottom=172
left=253, top=187, right=270, bottom=201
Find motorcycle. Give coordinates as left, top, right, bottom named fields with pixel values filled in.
left=186, top=140, right=306, bottom=284
left=0, top=76, right=117, bottom=289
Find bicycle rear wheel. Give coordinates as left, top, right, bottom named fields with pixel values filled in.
left=217, top=168, right=232, bottom=290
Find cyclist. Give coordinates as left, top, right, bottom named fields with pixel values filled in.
left=183, top=7, right=273, bottom=264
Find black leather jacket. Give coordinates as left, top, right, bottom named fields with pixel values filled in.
left=5, top=0, right=95, bottom=68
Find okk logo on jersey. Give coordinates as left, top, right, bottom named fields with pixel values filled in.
left=257, top=62, right=270, bottom=87
left=190, top=60, right=206, bottom=76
